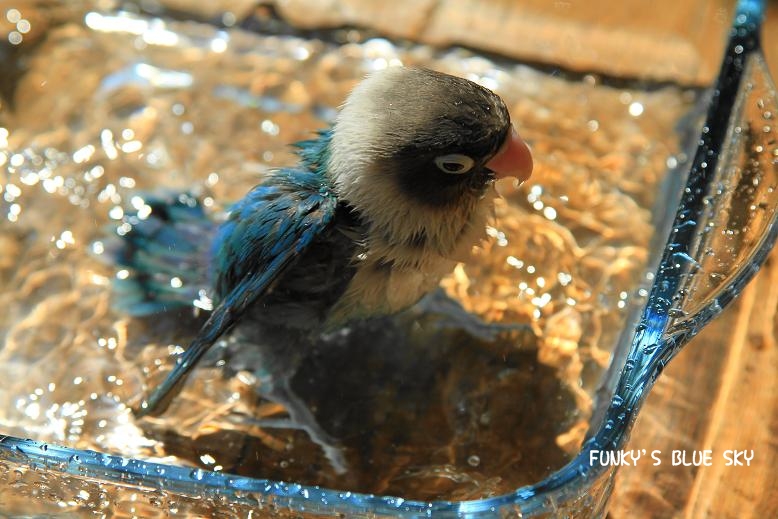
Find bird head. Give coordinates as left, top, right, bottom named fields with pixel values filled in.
left=327, top=66, right=533, bottom=210
left=326, top=66, right=533, bottom=261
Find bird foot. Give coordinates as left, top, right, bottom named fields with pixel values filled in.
left=250, top=377, right=348, bottom=475
left=414, top=288, right=532, bottom=341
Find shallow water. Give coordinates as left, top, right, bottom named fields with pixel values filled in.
left=0, top=3, right=695, bottom=502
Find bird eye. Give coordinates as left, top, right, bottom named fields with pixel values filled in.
left=434, top=154, right=475, bottom=174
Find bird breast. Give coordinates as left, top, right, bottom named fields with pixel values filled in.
left=326, top=187, right=495, bottom=326
left=326, top=243, right=456, bottom=326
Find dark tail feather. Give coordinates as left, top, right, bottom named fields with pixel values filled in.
left=99, top=191, right=215, bottom=316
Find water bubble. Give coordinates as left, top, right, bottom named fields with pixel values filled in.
left=668, top=308, right=688, bottom=318
left=221, top=11, right=237, bottom=26
left=467, top=455, right=481, bottom=467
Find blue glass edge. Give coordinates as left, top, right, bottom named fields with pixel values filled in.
left=0, top=0, right=771, bottom=517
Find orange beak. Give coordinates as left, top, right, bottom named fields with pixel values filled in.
left=486, top=125, right=533, bottom=182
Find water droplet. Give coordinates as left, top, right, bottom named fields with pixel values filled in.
left=668, top=308, right=688, bottom=318
left=673, top=220, right=697, bottom=233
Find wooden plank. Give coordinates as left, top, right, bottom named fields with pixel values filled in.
left=267, top=0, right=732, bottom=85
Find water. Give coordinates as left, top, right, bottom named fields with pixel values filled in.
left=0, top=2, right=696, bottom=505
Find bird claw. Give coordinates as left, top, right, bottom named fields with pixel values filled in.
left=414, top=289, right=531, bottom=341
left=250, top=376, right=348, bottom=475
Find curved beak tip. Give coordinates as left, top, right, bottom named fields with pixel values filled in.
left=486, top=126, right=534, bottom=182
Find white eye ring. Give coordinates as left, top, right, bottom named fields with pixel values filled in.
left=434, top=154, right=475, bottom=174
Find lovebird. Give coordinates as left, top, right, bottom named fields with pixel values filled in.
left=107, top=66, right=533, bottom=472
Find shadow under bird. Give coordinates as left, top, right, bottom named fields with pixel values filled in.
left=105, top=66, right=533, bottom=472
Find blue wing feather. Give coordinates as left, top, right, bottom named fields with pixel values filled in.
left=138, top=142, right=338, bottom=416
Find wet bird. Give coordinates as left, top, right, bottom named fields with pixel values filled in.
left=107, top=66, right=533, bottom=472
